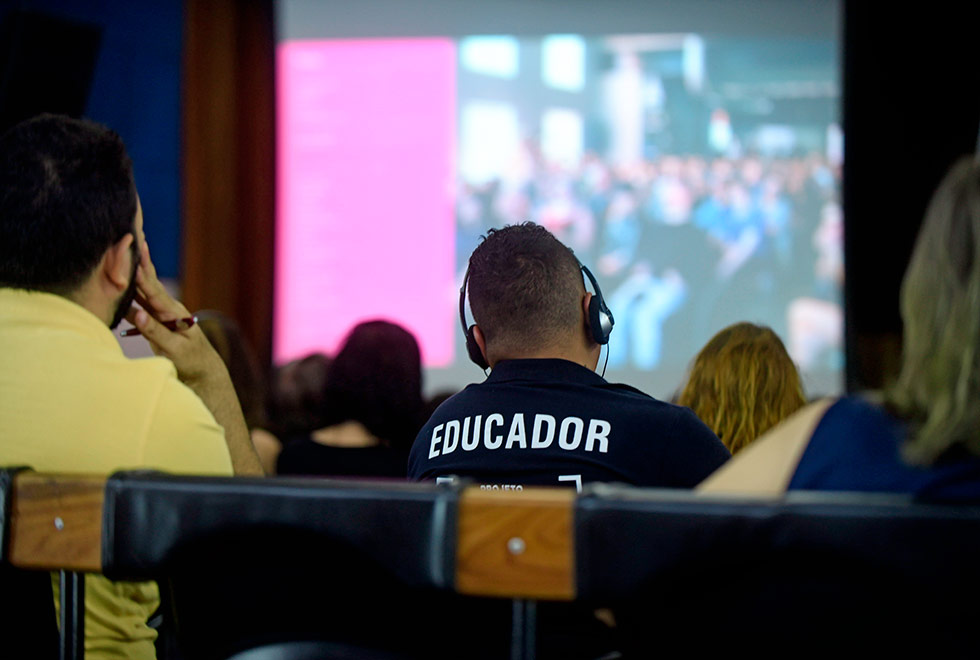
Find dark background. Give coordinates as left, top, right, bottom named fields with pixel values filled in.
left=0, top=0, right=183, bottom=279
left=842, top=1, right=980, bottom=390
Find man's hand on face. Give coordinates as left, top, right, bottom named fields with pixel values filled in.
left=123, top=240, right=265, bottom=475
left=124, top=240, right=223, bottom=386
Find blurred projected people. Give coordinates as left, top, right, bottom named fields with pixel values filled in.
left=606, top=262, right=685, bottom=369
left=701, top=157, right=980, bottom=499
left=596, top=187, right=642, bottom=277
left=714, top=182, right=763, bottom=280
left=641, top=167, right=717, bottom=367
left=276, top=320, right=424, bottom=479
left=453, top=142, right=845, bottom=375
left=678, top=322, right=806, bottom=454
left=536, top=187, right=595, bottom=257
left=600, top=187, right=685, bottom=369
left=787, top=200, right=844, bottom=370
left=759, top=174, right=793, bottom=265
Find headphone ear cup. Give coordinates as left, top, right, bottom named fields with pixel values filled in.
left=465, top=326, right=490, bottom=370
left=580, top=263, right=613, bottom=346
left=588, top=296, right=610, bottom=345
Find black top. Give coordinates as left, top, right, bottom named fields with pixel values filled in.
left=277, top=437, right=410, bottom=479
left=408, top=359, right=729, bottom=489
left=790, top=396, right=980, bottom=501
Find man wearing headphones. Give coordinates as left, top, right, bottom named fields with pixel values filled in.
left=408, top=222, right=729, bottom=490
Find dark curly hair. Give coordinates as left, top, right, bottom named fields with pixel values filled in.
left=321, top=320, right=425, bottom=450
left=0, top=113, right=137, bottom=294
left=467, top=222, right=585, bottom=356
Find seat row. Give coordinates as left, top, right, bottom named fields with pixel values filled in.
left=3, top=468, right=979, bottom=659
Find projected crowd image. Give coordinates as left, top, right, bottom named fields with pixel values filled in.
left=276, top=30, right=841, bottom=399
left=453, top=35, right=841, bottom=394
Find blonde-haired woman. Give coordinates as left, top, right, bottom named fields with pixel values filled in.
left=679, top=322, right=806, bottom=455
left=701, top=156, right=980, bottom=499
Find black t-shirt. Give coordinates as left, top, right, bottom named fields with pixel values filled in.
left=408, top=359, right=729, bottom=490
left=277, top=436, right=410, bottom=479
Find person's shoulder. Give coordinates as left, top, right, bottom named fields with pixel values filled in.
left=82, top=353, right=182, bottom=413
left=138, top=359, right=231, bottom=475
left=823, top=393, right=892, bottom=420
left=123, top=355, right=207, bottom=411
left=120, top=354, right=179, bottom=382
left=801, top=394, right=908, bottom=469
left=601, top=381, right=653, bottom=399
left=599, top=382, right=693, bottom=417
left=812, top=394, right=902, bottom=443
left=421, top=383, right=484, bottom=418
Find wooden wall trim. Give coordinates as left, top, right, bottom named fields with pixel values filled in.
left=181, top=0, right=276, bottom=370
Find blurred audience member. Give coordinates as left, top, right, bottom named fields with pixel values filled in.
left=678, top=322, right=805, bottom=454
left=197, top=310, right=280, bottom=474
left=267, top=353, right=332, bottom=444
left=701, top=157, right=980, bottom=499
left=277, top=320, right=424, bottom=478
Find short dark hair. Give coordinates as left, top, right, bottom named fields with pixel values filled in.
left=321, top=320, right=425, bottom=449
left=467, top=222, right=584, bottom=354
left=0, top=113, right=137, bottom=293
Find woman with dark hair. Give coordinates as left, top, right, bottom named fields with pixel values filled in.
left=679, top=322, right=806, bottom=455
left=276, top=320, right=425, bottom=478
left=700, top=157, right=980, bottom=499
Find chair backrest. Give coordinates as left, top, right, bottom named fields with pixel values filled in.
left=575, top=486, right=980, bottom=657
left=13, top=469, right=980, bottom=659
left=101, top=472, right=513, bottom=660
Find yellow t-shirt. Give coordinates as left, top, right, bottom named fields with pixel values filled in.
left=0, top=289, right=233, bottom=659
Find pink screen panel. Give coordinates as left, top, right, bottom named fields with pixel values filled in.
left=275, top=38, right=457, bottom=365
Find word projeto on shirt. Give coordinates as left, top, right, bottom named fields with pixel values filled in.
left=427, top=413, right=610, bottom=458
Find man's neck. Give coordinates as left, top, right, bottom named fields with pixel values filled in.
left=64, top=280, right=112, bottom=327
left=490, top=345, right=599, bottom=372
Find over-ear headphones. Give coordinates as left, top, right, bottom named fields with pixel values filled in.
left=459, top=266, right=490, bottom=369
left=581, top=263, right=615, bottom=346
left=458, top=261, right=614, bottom=370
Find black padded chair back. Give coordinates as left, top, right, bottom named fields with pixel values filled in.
left=576, top=486, right=980, bottom=658
left=102, top=472, right=512, bottom=660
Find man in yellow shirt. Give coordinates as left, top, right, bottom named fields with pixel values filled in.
left=0, top=114, right=264, bottom=658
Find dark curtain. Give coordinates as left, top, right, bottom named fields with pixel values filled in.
left=181, top=0, right=275, bottom=370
